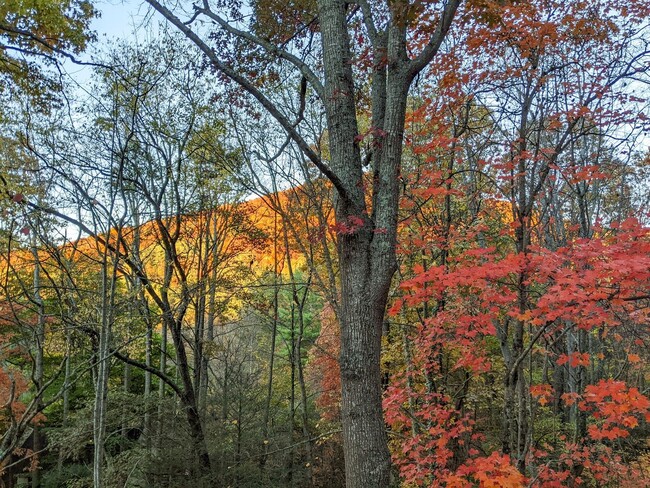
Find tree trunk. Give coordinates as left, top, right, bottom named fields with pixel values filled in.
left=122, top=358, right=131, bottom=442
left=131, top=206, right=153, bottom=445
left=93, top=264, right=113, bottom=488
left=59, top=328, right=71, bottom=473
left=202, top=263, right=217, bottom=405
left=30, top=242, right=44, bottom=488
left=260, top=212, right=280, bottom=470
left=167, top=317, right=212, bottom=473
left=339, top=274, right=392, bottom=487
left=157, top=320, right=167, bottom=446
left=318, top=1, right=411, bottom=485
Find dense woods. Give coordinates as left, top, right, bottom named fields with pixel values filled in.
left=1, top=0, right=649, bottom=487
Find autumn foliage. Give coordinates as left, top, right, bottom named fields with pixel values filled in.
left=1, top=0, right=650, bottom=486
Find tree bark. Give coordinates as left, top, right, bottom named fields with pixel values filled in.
left=30, top=241, right=44, bottom=488
left=260, top=211, right=280, bottom=470
left=317, top=1, right=391, bottom=484
left=93, top=263, right=112, bottom=488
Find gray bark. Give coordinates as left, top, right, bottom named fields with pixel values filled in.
left=93, top=262, right=113, bottom=488
left=30, top=240, right=44, bottom=488
left=260, top=212, right=280, bottom=469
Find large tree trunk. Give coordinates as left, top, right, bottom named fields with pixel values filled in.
left=318, top=1, right=391, bottom=483
left=339, top=264, right=392, bottom=487
left=320, top=7, right=412, bottom=488
left=318, top=1, right=414, bottom=484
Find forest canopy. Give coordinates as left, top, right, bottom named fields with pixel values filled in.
left=0, top=1, right=649, bottom=487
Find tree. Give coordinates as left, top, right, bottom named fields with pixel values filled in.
left=1, top=1, right=648, bottom=486
left=0, top=0, right=95, bottom=105
left=143, top=1, right=463, bottom=484
left=383, top=1, right=650, bottom=483
left=7, top=37, right=263, bottom=484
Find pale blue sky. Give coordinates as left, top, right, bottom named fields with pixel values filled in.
left=91, top=0, right=149, bottom=40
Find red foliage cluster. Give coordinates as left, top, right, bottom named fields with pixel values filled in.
left=387, top=219, right=650, bottom=484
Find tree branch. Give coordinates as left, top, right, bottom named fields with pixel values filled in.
left=408, top=0, right=461, bottom=79
left=196, top=1, right=325, bottom=98
left=145, top=0, right=352, bottom=206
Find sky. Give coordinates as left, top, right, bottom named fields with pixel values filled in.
left=63, top=0, right=152, bottom=73
left=54, top=1, right=152, bottom=238
left=91, top=0, right=149, bottom=40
